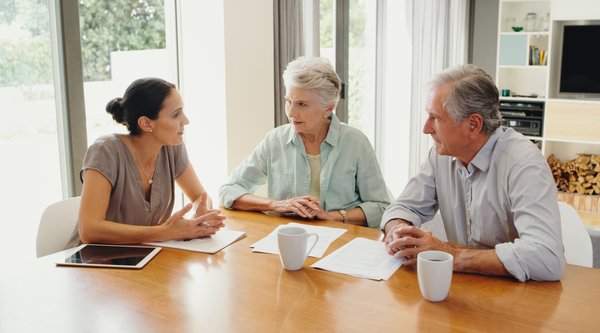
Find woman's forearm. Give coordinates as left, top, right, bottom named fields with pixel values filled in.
left=231, top=194, right=275, bottom=212
left=329, top=207, right=366, bottom=226
left=79, top=219, right=168, bottom=244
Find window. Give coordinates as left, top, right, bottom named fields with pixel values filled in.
left=318, top=0, right=412, bottom=197
left=0, top=0, right=183, bottom=266
left=0, top=0, right=62, bottom=264
left=319, top=0, right=376, bottom=144
left=79, top=0, right=186, bottom=207
left=79, top=0, right=177, bottom=144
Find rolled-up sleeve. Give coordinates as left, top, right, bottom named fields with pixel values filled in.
left=218, top=139, right=269, bottom=209
left=219, top=115, right=391, bottom=229
left=359, top=201, right=388, bottom=229
left=354, top=142, right=391, bottom=228
left=495, top=161, right=565, bottom=282
left=380, top=128, right=566, bottom=281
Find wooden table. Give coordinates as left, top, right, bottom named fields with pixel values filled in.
left=1, top=209, right=599, bottom=332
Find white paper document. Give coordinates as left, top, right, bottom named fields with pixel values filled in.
left=250, top=223, right=347, bottom=258
left=145, top=229, right=246, bottom=254
left=310, top=237, right=403, bottom=280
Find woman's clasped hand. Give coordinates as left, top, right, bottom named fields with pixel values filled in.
left=269, top=195, right=332, bottom=220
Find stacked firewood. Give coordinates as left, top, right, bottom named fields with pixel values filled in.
left=548, top=154, right=600, bottom=194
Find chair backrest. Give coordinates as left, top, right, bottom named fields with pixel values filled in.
left=558, top=201, right=593, bottom=267
left=36, top=196, right=81, bottom=258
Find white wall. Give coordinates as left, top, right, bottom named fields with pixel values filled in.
left=178, top=0, right=227, bottom=200
left=178, top=0, right=273, bottom=200
left=223, top=0, right=274, bottom=175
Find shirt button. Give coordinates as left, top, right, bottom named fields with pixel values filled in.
left=467, top=179, right=471, bottom=183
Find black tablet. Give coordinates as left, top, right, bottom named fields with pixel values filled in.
left=56, top=244, right=161, bottom=269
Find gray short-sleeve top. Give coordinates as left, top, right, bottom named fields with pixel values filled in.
left=65, top=133, right=189, bottom=248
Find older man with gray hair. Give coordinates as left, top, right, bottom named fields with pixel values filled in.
left=382, top=64, right=565, bottom=281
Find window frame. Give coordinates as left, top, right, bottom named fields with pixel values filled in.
left=332, top=0, right=387, bottom=161
left=48, top=0, right=88, bottom=198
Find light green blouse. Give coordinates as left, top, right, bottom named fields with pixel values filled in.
left=218, top=113, right=390, bottom=228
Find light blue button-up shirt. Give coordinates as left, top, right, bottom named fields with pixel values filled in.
left=219, top=114, right=390, bottom=228
left=381, top=127, right=566, bottom=281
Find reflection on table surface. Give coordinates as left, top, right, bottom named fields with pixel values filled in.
left=1, top=209, right=599, bottom=332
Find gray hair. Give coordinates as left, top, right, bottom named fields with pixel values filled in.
left=282, top=56, right=341, bottom=110
left=429, top=64, right=501, bottom=135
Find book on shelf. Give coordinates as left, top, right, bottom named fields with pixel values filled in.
left=542, top=51, right=547, bottom=65
left=529, top=45, right=547, bottom=66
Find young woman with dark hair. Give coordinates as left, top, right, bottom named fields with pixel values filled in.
left=65, top=78, right=225, bottom=248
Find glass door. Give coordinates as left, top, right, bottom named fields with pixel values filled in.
left=0, top=0, right=63, bottom=264
left=79, top=0, right=177, bottom=142
left=348, top=0, right=377, bottom=146
left=318, top=0, right=412, bottom=197
left=320, top=0, right=377, bottom=147
left=79, top=0, right=184, bottom=208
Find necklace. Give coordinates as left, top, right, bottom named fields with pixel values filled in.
left=128, top=134, right=156, bottom=185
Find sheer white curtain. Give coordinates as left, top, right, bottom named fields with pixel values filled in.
left=303, top=0, right=319, bottom=57
left=274, top=0, right=305, bottom=127
left=407, top=0, right=470, bottom=177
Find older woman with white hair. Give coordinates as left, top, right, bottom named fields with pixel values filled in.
left=218, top=56, right=389, bottom=228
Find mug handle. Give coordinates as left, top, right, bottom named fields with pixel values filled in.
left=305, top=233, right=319, bottom=258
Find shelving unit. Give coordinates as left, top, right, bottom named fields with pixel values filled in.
left=495, top=0, right=600, bottom=162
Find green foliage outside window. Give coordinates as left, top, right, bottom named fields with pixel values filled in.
left=0, top=0, right=166, bottom=88
left=79, top=0, right=166, bottom=82
left=0, top=0, right=52, bottom=88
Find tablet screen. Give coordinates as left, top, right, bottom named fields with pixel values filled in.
left=57, top=244, right=161, bottom=269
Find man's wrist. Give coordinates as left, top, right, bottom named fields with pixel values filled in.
left=384, top=219, right=412, bottom=235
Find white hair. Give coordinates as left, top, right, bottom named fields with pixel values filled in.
left=282, top=56, right=341, bottom=110
left=429, top=64, right=501, bottom=135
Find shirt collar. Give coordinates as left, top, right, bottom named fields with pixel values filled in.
left=467, top=127, right=504, bottom=173
left=286, top=113, right=341, bottom=148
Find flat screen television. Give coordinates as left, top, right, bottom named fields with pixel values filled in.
left=559, top=25, right=600, bottom=95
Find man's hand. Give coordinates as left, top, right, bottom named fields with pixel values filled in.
left=386, top=225, right=454, bottom=266
left=383, top=219, right=413, bottom=253
left=386, top=225, right=510, bottom=276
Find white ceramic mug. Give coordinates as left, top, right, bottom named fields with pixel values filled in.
left=277, top=227, right=319, bottom=271
left=417, top=251, right=454, bottom=302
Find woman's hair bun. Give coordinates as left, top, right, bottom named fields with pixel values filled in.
left=105, top=78, right=176, bottom=135
left=105, top=97, right=126, bottom=125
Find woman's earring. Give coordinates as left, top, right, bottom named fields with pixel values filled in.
left=149, top=129, right=153, bottom=132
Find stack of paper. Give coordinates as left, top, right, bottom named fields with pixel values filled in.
left=145, top=229, right=246, bottom=254
left=250, top=223, right=347, bottom=258
left=311, top=238, right=404, bottom=280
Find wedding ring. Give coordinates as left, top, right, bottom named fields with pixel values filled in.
left=199, top=222, right=209, bottom=227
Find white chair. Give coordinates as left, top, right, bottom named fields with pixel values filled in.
left=558, top=201, right=593, bottom=267
left=36, top=196, right=81, bottom=258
